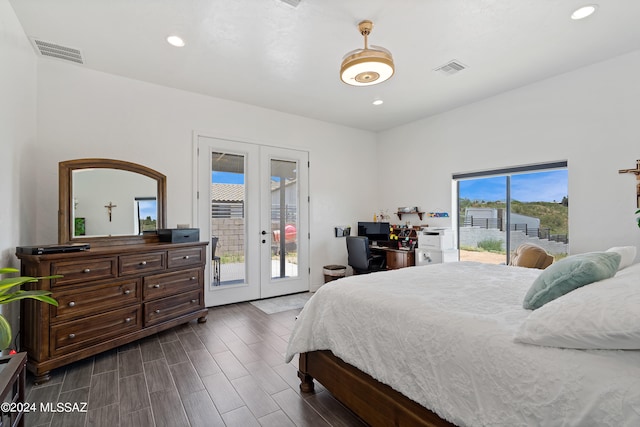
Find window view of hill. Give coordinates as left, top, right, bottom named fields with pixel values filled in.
left=459, top=197, right=568, bottom=237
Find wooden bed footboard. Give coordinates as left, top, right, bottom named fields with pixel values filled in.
left=298, top=350, right=456, bottom=427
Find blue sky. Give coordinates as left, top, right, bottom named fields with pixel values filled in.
left=212, top=171, right=244, bottom=184
left=459, top=170, right=568, bottom=203
left=138, top=200, right=157, bottom=219
left=212, top=171, right=282, bottom=183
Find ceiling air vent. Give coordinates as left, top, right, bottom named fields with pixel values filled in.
left=31, top=39, right=84, bottom=64
left=279, top=0, right=301, bottom=7
left=434, top=60, right=466, bottom=76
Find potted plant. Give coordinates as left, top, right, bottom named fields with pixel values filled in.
left=0, top=267, right=59, bottom=351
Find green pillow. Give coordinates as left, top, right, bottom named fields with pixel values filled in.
left=523, top=252, right=621, bottom=310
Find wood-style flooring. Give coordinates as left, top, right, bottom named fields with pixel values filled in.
left=25, top=301, right=366, bottom=427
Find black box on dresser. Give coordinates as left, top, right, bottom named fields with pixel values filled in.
left=157, top=228, right=200, bottom=243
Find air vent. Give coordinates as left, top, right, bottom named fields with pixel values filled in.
left=279, top=0, right=301, bottom=7
left=31, top=39, right=84, bottom=64
left=434, top=60, right=466, bottom=76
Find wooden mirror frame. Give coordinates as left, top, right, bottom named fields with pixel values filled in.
left=59, top=158, right=167, bottom=246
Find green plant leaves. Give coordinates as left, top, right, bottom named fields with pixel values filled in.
left=0, top=315, right=11, bottom=350
left=0, top=290, right=58, bottom=306
left=0, top=267, right=60, bottom=350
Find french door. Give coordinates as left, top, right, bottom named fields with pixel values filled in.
left=196, top=136, right=309, bottom=306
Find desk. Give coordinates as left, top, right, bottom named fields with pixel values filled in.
left=370, top=246, right=415, bottom=270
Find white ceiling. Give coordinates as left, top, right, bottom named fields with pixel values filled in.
left=9, top=0, right=640, bottom=132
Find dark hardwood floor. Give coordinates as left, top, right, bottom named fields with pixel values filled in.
left=25, top=301, right=366, bottom=427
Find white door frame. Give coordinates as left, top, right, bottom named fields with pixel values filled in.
left=259, top=145, right=310, bottom=298
left=193, top=133, right=309, bottom=307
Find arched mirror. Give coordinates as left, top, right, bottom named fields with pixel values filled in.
left=59, top=158, right=167, bottom=246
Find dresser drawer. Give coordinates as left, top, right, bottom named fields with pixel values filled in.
left=119, top=252, right=165, bottom=276
left=51, top=279, right=140, bottom=322
left=167, top=247, right=205, bottom=269
left=144, top=290, right=202, bottom=327
left=143, top=268, right=201, bottom=300
left=51, top=306, right=141, bottom=356
left=51, top=258, right=117, bottom=287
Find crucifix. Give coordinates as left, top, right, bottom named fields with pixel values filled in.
left=104, top=201, right=117, bottom=222
left=618, top=159, right=640, bottom=208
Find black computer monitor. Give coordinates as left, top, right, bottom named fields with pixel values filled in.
left=357, top=222, right=390, bottom=243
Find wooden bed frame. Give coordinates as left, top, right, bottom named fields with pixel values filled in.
left=298, top=350, right=456, bottom=427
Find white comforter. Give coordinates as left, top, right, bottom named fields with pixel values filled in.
left=285, top=262, right=640, bottom=427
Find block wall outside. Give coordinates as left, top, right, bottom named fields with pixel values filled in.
left=211, top=218, right=245, bottom=258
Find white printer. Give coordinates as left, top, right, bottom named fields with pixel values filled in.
left=415, top=228, right=458, bottom=265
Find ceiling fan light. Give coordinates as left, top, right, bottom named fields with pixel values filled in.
left=340, top=49, right=394, bottom=86
left=340, top=20, right=394, bottom=86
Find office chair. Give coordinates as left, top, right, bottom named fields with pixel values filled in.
left=346, top=236, right=386, bottom=275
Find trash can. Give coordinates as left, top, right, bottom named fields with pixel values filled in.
left=323, top=265, right=346, bottom=283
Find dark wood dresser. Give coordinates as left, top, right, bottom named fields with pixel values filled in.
left=16, top=241, right=208, bottom=383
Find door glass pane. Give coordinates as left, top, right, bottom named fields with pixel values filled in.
left=270, top=159, right=298, bottom=279
left=211, top=152, right=246, bottom=286
left=458, top=176, right=507, bottom=264
left=509, top=170, right=569, bottom=263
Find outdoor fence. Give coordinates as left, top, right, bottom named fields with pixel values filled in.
left=460, top=216, right=568, bottom=243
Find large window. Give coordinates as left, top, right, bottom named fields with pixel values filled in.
left=455, top=162, right=568, bottom=264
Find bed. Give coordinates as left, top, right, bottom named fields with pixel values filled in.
left=285, top=257, right=640, bottom=427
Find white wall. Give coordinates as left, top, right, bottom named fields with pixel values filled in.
left=378, top=49, right=640, bottom=257
left=33, top=60, right=378, bottom=290
left=0, top=0, right=37, bottom=350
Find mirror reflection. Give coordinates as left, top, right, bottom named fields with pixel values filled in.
left=72, top=169, right=158, bottom=238
left=59, top=158, right=166, bottom=246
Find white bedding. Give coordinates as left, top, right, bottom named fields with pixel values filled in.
left=285, top=262, right=640, bottom=427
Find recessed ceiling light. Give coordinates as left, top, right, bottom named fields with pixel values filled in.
left=372, top=99, right=384, bottom=106
left=571, top=5, right=598, bottom=20
left=166, top=35, right=185, bottom=47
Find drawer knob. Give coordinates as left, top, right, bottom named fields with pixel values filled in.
left=140, top=261, right=147, bottom=266
left=154, top=309, right=160, bottom=314
left=124, top=317, right=131, bottom=323
left=83, top=268, right=91, bottom=273
left=191, top=299, right=197, bottom=304
left=183, top=255, right=190, bottom=260
left=190, top=276, right=196, bottom=281
left=68, top=333, right=76, bottom=339
left=152, top=284, right=160, bottom=289
left=123, top=289, right=131, bottom=295
left=68, top=301, right=76, bottom=307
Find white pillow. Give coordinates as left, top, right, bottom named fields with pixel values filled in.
left=606, top=246, right=637, bottom=270
left=515, top=262, right=640, bottom=349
